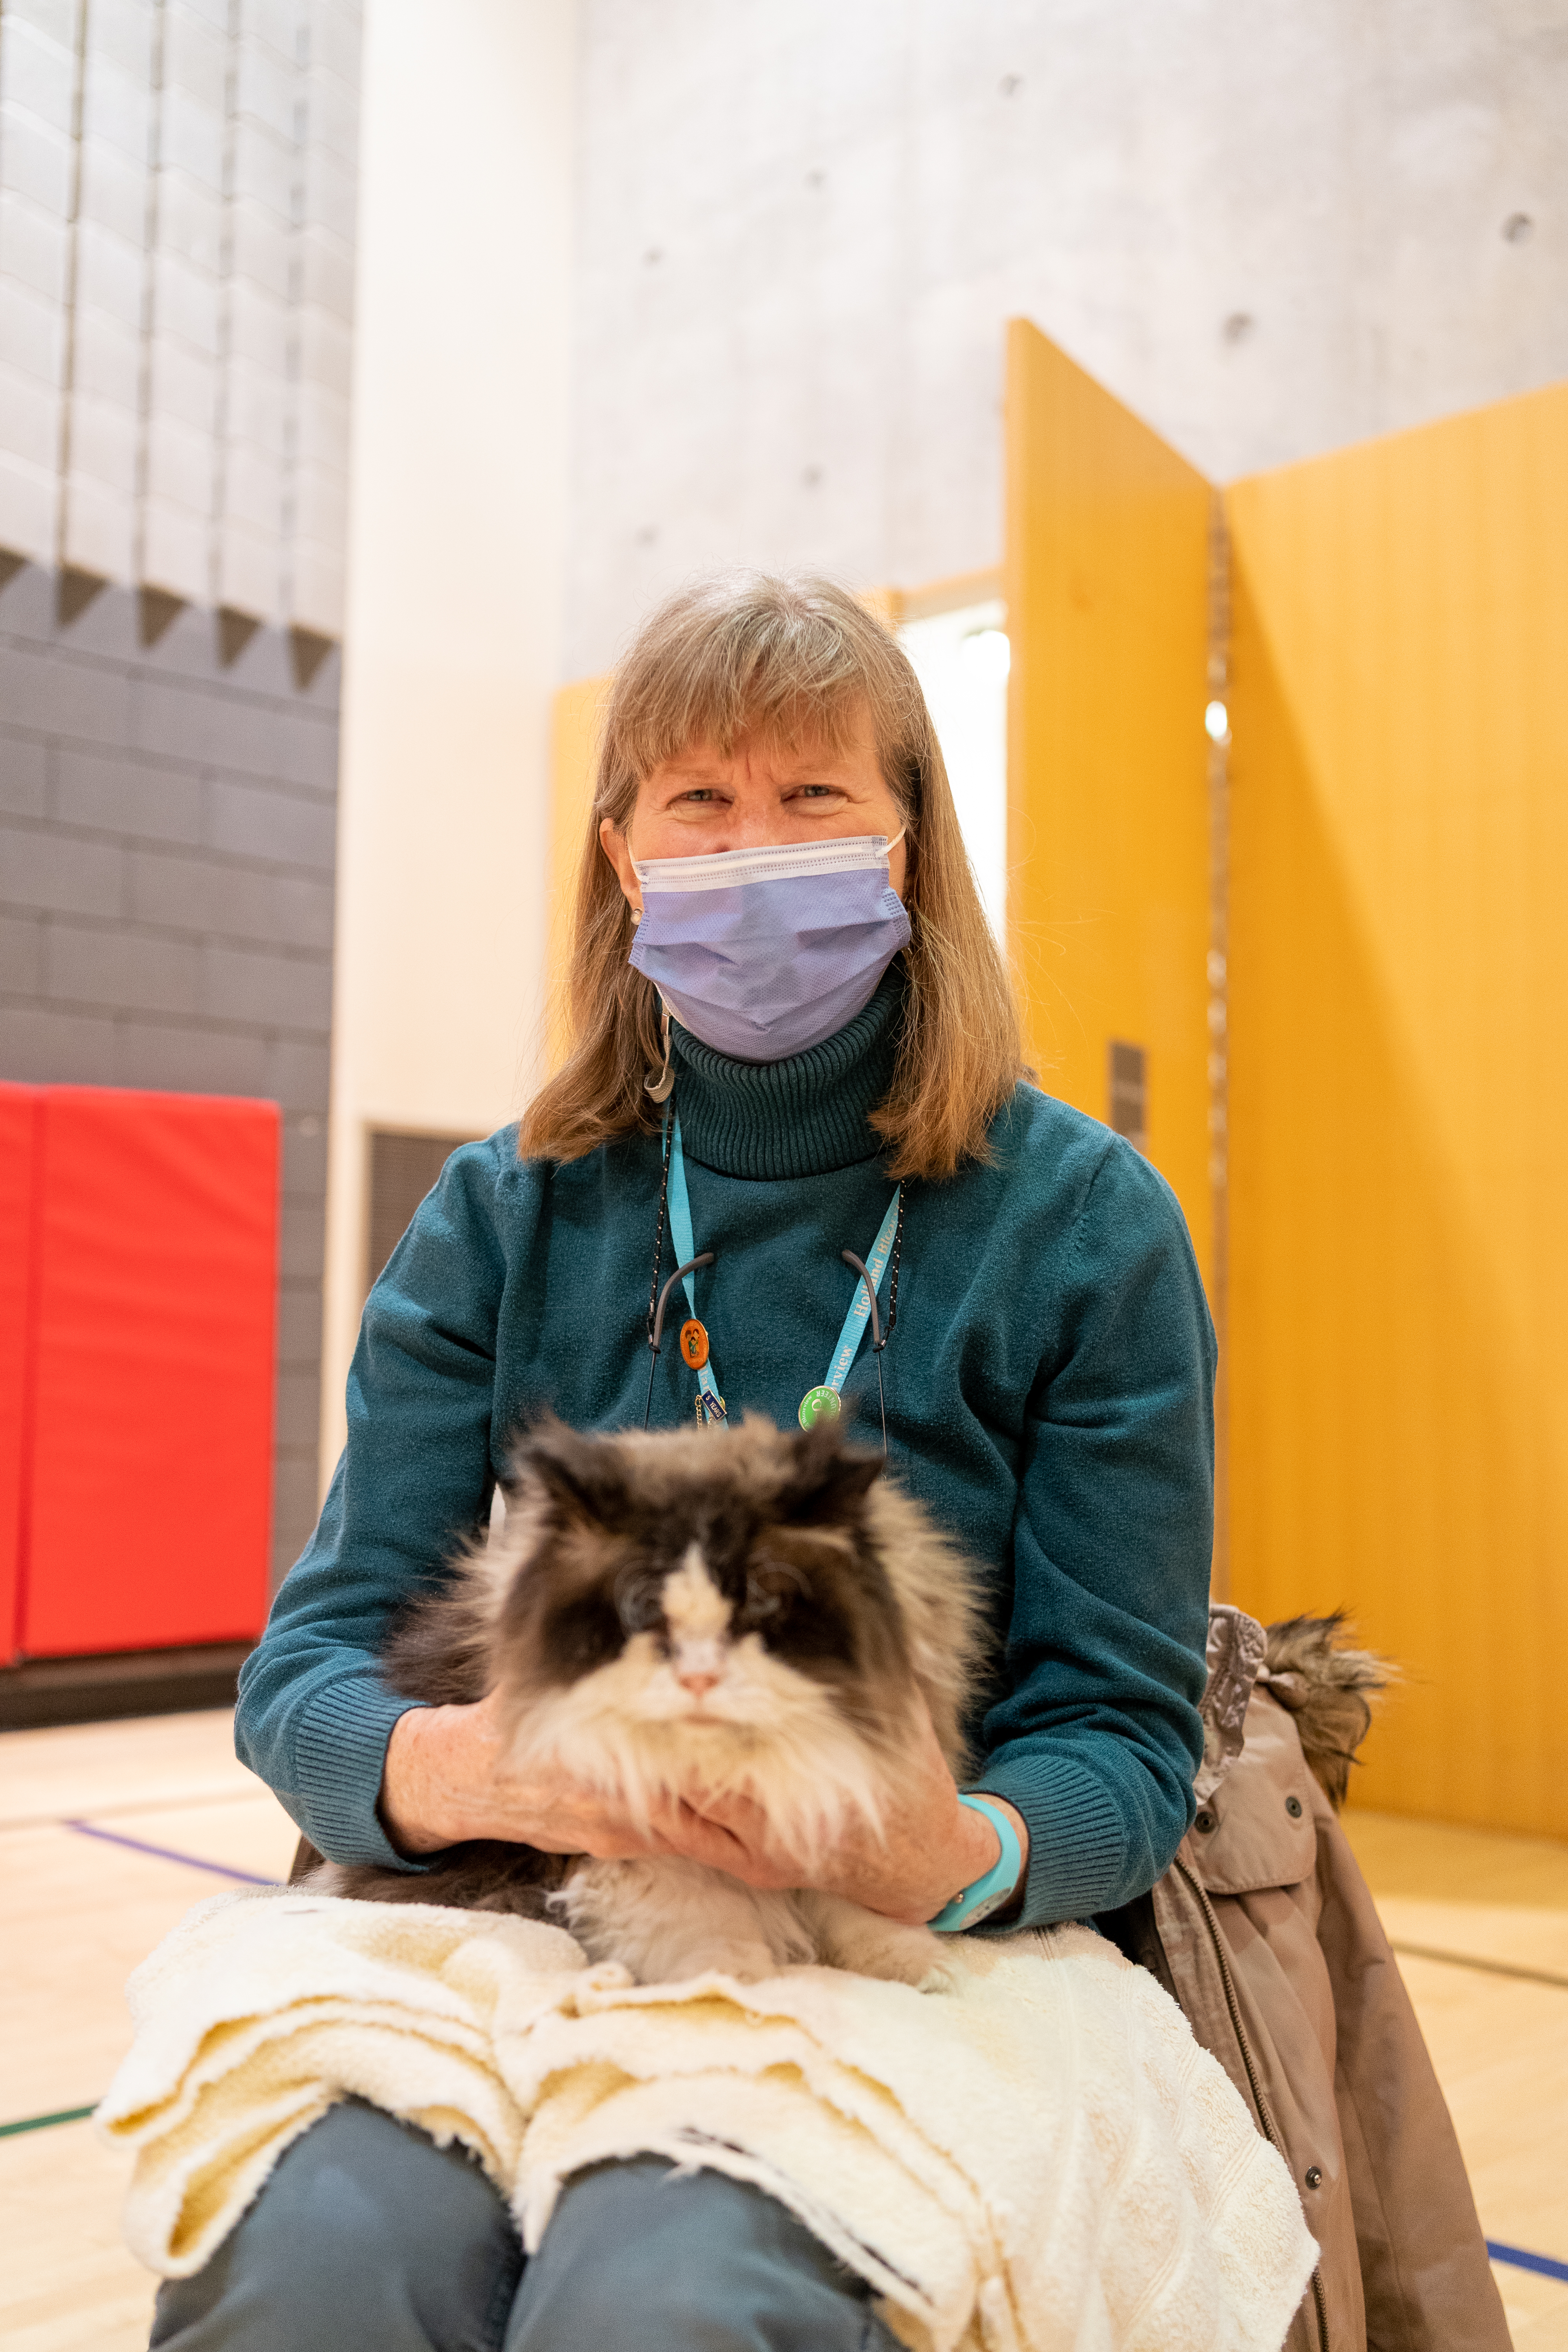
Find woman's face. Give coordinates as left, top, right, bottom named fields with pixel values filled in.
left=600, top=699, right=908, bottom=915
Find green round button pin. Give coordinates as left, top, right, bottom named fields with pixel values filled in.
left=798, top=1385, right=842, bottom=1430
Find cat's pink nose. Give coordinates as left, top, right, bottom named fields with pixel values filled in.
left=679, top=1671, right=719, bottom=1699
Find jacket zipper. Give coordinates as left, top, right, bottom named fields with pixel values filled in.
left=1174, top=1858, right=1331, bottom=2352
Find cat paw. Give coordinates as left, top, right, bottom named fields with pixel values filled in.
left=869, top=1926, right=958, bottom=1991
left=701, top=1940, right=792, bottom=1983
left=916, top=1947, right=961, bottom=1994
left=808, top=1899, right=955, bottom=1990
left=620, top=1936, right=783, bottom=1987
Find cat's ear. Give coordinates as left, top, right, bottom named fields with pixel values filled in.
left=778, top=1425, right=884, bottom=1524
left=510, top=1415, right=628, bottom=1526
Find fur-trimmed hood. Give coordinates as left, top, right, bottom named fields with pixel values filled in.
left=1259, top=1613, right=1395, bottom=1810
left=1197, top=1603, right=1393, bottom=1810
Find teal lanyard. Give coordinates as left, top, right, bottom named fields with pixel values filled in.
left=666, top=1111, right=728, bottom=1423
left=664, top=1109, right=901, bottom=1430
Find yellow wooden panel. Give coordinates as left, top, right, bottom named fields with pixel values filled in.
left=1003, top=318, right=1214, bottom=1284
left=1225, top=381, right=1568, bottom=1835
left=547, top=675, right=611, bottom=1071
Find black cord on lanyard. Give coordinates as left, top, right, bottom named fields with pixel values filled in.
left=840, top=1180, right=904, bottom=1454
left=643, top=1105, right=715, bottom=1430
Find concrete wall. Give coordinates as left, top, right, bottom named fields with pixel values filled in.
left=318, top=0, right=577, bottom=1480
left=565, top=0, right=1568, bottom=676
left=0, top=0, right=360, bottom=634
left=0, top=560, right=338, bottom=1583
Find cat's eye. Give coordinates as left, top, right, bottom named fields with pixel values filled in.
left=615, top=1576, right=665, bottom=1635
left=743, top=1559, right=808, bottom=1623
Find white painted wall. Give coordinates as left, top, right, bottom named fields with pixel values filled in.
left=566, top=0, right=1568, bottom=676
left=319, top=0, right=576, bottom=1477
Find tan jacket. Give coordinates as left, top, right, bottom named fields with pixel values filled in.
left=1107, top=1609, right=1510, bottom=2352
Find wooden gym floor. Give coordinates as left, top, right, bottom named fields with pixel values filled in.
left=2, top=1709, right=1566, bottom=2350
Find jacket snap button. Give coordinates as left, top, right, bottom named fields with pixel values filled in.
left=1194, top=1809, right=1216, bottom=1833
left=1305, top=2166, right=1323, bottom=2190
left=1285, top=1795, right=1303, bottom=1818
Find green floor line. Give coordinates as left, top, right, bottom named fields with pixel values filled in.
left=0, top=2103, right=98, bottom=2138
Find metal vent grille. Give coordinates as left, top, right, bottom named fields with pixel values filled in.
left=1107, top=1042, right=1147, bottom=1153
left=367, top=1130, right=480, bottom=1291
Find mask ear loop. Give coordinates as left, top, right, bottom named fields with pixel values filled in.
left=645, top=998, right=674, bottom=1103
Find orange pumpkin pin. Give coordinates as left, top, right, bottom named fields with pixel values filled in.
left=679, top=1317, right=710, bottom=1369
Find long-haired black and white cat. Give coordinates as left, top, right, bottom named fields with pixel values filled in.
left=309, top=1414, right=985, bottom=1989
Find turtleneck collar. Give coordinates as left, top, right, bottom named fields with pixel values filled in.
left=668, top=963, right=905, bottom=1181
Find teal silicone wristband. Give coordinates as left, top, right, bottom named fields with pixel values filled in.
left=927, top=1793, right=1025, bottom=1933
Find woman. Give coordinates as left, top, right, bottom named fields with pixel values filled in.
left=158, top=573, right=1214, bottom=2351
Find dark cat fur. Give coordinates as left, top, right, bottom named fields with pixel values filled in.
left=309, top=1414, right=987, bottom=1986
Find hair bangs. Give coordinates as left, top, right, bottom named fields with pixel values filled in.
left=609, top=590, right=871, bottom=789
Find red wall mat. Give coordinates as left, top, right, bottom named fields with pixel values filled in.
left=0, top=1085, right=43, bottom=1664
left=20, top=1087, right=281, bottom=1658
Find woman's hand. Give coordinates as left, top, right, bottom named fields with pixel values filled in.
left=381, top=1691, right=1028, bottom=1929
left=653, top=1704, right=1029, bottom=1927
left=381, top=1692, right=713, bottom=1863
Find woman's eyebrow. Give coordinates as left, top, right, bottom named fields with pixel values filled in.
left=652, top=753, right=855, bottom=789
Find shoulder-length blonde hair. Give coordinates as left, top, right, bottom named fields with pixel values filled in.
left=521, top=571, right=1024, bottom=1181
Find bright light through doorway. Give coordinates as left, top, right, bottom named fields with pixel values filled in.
left=898, top=599, right=1008, bottom=942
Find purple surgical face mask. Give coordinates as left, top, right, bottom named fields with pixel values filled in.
left=628, top=831, right=910, bottom=1063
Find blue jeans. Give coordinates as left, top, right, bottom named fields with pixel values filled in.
left=149, top=2099, right=901, bottom=2351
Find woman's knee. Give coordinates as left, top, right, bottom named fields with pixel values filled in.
left=150, top=2098, right=521, bottom=2352
left=506, top=2156, right=897, bottom=2352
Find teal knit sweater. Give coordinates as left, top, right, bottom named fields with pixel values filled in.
left=237, top=970, right=1216, bottom=1926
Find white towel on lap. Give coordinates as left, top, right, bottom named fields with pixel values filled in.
left=98, top=1889, right=1316, bottom=2352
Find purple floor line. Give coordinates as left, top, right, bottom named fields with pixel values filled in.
left=1488, top=2241, right=1568, bottom=2284
left=62, top=1817, right=276, bottom=1885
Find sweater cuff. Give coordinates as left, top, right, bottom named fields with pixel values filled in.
left=972, top=1751, right=1128, bottom=1929
left=292, top=1673, right=430, bottom=1872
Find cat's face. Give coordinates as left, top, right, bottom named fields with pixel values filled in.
left=485, top=1416, right=917, bottom=1834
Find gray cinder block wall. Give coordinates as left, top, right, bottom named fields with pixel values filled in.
left=0, top=559, right=338, bottom=1589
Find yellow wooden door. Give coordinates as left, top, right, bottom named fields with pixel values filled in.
left=1004, top=319, right=1215, bottom=1287
left=1225, top=383, right=1568, bottom=1834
